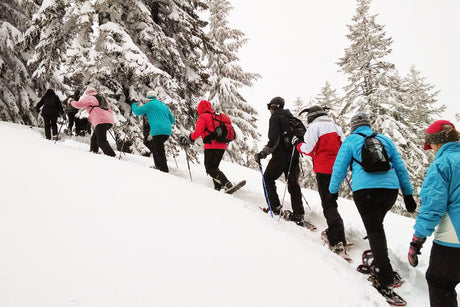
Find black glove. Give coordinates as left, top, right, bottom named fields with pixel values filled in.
left=408, top=235, right=426, bottom=267
left=404, top=195, right=417, bottom=213
left=254, top=151, right=267, bottom=164
left=180, top=135, right=193, bottom=147
left=291, top=136, right=302, bottom=146
left=331, top=192, right=338, bottom=200
left=125, top=99, right=134, bottom=106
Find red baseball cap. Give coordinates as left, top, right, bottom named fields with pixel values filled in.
left=424, top=120, right=456, bottom=150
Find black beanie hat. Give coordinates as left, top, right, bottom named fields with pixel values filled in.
left=267, top=97, right=285, bottom=110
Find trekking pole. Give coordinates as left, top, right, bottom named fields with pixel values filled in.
left=258, top=161, right=274, bottom=218
left=301, top=192, right=312, bottom=211
left=183, top=146, right=193, bottom=181
left=345, top=176, right=352, bottom=190
left=169, top=142, right=179, bottom=169
left=280, top=145, right=297, bottom=210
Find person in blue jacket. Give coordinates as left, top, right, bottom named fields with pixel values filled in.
left=130, top=91, right=175, bottom=172
left=329, top=113, right=416, bottom=298
left=408, top=119, right=460, bottom=307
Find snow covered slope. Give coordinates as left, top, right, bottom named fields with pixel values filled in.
left=0, top=121, right=441, bottom=306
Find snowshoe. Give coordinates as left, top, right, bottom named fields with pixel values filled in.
left=224, top=180, right=246, bottom=194
left=259, top=205, right=281, bottom=215
left=357, top=250, right=403, bottom=288
left=368, top=275, right=406, bottom=306
left=281, top=210, right=317, bottom=231
left=320, top=229, right=354, bottom=247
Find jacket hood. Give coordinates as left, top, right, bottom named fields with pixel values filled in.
left=197, top=100, right=213, bottom=115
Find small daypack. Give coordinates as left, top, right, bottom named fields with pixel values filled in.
left=94, top=94, right=109, bottom=110
left=281, top=115, right=307, bottom=145
left=353, top=133, right=391, bottom=173
left=204, top=113, right=235, bottom=144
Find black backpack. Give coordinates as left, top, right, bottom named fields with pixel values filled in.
left=281, top=116, right=307, bottom=145
left=203, top=113, right=235, bottom=144
left=353, top=133, right=391, bottom=173
left=94, top=94, right=108, bottom=110
left=89, top=94, right=109, bottom=113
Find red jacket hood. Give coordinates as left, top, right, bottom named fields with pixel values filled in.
left=197, top=100, right=213, bottom=115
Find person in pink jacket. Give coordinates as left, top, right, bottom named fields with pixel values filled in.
left=71, top=86, right=116, bottom=157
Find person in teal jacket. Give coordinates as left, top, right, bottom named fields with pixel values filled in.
left=329, top=113, right=416, bottom=302
left=131, top=91, right=175, bottom=172
left=408, top=119, right=460, bottom=307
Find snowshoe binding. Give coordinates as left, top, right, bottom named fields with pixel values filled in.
left=357, top=249, right=403, bottom=288
left=321, top=229, right=352, bottom=262
left=281, top=210, right=317, bottom=231
left=368, top=275, right=406, bottom=306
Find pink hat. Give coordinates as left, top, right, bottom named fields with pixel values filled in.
left=84, top=86, right=97, bottom=96
left=424, top=120, right=456, bottom=150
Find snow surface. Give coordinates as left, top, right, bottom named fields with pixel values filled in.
left=0, top=121, right=454, bottom=307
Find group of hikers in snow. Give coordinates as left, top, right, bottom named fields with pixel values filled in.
left=35, top=87, right=459, bottom=307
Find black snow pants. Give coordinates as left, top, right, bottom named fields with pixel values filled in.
left=150, top=135, right=169, bottom=172
left=90, top=123, right=116, bottom=157
left=316, top=173, right=346, bottom=246
left=67, top=111, right=77, bottom=130
left=42, top=114, right=58, bottom=140
left=353, top=188, right=398, bottom=287
left=263, top=152, right=303, bottom=215
left=426, top=242, right=460, bottom=307
left=204, top=149, right=230, bottom=190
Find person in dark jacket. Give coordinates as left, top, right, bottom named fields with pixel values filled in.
left=408, top=120, right=460, bottom=307
left=255, top=97, right=305, bottom=224
left=294, top=106, right=347, bottom=255
left=180, top=100, right=234, bottom=192
left=130, top=91, right=175, bottom=172
left=35, top=88, right=65, bottom=140
left=64, top=90, right=80, bottom=135
left=329, top=112, right=416, bottom=301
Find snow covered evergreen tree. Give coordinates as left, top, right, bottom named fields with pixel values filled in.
left=0, top=0, right=38, bottom=125
left=337, top=0, right=398, bottom=125
left=337, top=0, right=445, bottom=214
left=23, top=0, right=214, bottom=157
left=314, top=81, right=345, bottom=129
left=205, top=0, right=260, bottom=166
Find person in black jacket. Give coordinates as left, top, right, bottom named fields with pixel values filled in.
left=35, top=89, right=65, bottom=140
left=64, top=90, right=80, bottom=135
left=255, top=96, right=305, bottom=224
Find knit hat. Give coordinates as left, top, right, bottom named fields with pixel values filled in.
left=267, top=97, right=285, bottom=110
left=146, top=91, right=156, bottom=99
left=306, top=105, right=328, bottom=123
left=424, top=120, right=457, bottom=150
left=350, top=112, right=371, bottom=132
left=84, top=86, right=97, bottom=96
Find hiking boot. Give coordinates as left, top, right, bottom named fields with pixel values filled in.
left=331, top=242, right=347, bottom=257
left=213, top=179, right=222, bottom=191
left=261, top=205, right=281, bottom=215
left=388, top=271, right=403, bottom=288
left=287, top=213, right=305, bottom=226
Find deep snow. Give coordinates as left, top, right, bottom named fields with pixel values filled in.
left=0, top=121, right=451, bottom=307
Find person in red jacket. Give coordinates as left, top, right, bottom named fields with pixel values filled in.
left=180, top=100, right=234, bottom=192
left=294, top=105, right=347, bottom=256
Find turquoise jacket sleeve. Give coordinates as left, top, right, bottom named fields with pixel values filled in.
left=132, top=102, right=147, bottom=116
left=414, top=162, right=449, bottom=238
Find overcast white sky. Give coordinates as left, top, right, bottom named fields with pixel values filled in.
left=228, top=0, right=460, bottom=126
